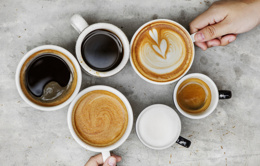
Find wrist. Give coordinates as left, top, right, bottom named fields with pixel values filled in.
left=252, top=0, right=260, bottom=25
left=243, top=0, right=260, bottom=25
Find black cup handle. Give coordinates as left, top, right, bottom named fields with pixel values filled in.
left=219, top=90, right=232, bottom=99
left=176, top=136, right=191, bottom=148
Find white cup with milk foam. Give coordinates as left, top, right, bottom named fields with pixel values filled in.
left=136, top=104, right=191, bottom=150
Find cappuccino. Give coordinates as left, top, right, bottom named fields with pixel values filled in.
left=131, top=20, right=194, bottom=83
left=72, top=90, right=128, bottom=147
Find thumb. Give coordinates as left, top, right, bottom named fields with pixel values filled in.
left=194, top=21, right=231, bottom=42
left=103, top=156, right=117, bottom=166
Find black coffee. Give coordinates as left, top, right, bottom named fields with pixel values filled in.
left=25, top=54, right=71, bottom=97
left=81, top=30, right=123, bottom=72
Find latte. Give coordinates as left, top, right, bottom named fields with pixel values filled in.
left=131, top=20, right=194, bottom=83
left=72, top=90, right=128, bottom=147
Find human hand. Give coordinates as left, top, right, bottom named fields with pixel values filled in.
left=190, top=0, right=260, bottom=50
left=85, top=153, right=122, bottom=166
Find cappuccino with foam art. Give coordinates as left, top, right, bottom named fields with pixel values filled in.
left=131, top=20, right=194, bottom=83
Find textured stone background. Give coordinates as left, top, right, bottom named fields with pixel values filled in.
left=1, top=0, right=260, bottom=165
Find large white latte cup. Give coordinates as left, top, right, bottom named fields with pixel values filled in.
left=67, top=85, right=133, bottom=162
left=130, top=19, right=196, bottom=85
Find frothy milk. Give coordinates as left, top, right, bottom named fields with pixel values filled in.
left=131, top=20, right=194, bottom=83
left=137, top=105, right=181, bottom=148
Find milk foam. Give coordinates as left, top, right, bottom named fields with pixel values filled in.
left=138, top=105, right=180, bottom=148
left=139, top=28, right=186, bottom=74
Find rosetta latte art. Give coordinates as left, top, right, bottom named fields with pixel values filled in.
left=131, top=21, right=194, bottom=82
left=141, top=28, right=186, bottom=74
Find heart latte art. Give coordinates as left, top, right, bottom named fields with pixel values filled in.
left=131, top=21, right=194, bottom=82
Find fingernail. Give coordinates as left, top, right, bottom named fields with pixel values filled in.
left=196, top=32, right=205, bottom=41
left=108, top=157, right=116, bottom=166
left=228, top=37, right=235, bottom=43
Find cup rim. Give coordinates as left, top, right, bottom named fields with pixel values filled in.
left=173, top=73, right=219, bottom=119
left=67, top=85, right=133, bottom=152
left=15, top=45, right=82, bottom=111
left=75, top=23, right=130, bottom=77
left=130, top=19, right=195, bottom=85
left=136, top=104, right=181, bottom=150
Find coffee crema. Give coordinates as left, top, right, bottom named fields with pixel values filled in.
left=177, top=78, right=211, bottom=114
left=20, top=49, right=78, bottom=106
left=72, top=90, right=128, bottom=147
left=131, top=21, right=194, bottom=82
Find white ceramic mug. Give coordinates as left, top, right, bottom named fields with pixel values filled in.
left=173, top=73, right=232, bottom=119
left=67, top=85, right=133, bottom=162
left=136, top=104, right=191, bottom=150
left=70, top=14, right=130, bottom=77
left=15, top=45, right=82, bottom=111
left=130, top=19, right=196, bottom=85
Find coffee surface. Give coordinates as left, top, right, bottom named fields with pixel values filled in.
left=131, top=21, right=193, bottom=82
left=81, top=29, right=123, bottom=72
left=72, top=90, right=128, bottom=147
left=20, top=49, right=77, bottom=106
left=138, top=105, right=180, bottom=148
left=26, top=55, right=71, bottom=97
left=177, top=78, right=211, bottom=114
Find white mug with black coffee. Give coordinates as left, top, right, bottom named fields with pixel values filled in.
left=71, top=14, right=130, bottom=77
left=15, top=45, right=82, bottom=111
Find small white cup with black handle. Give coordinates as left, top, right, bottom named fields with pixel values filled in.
left=173, top=73, right=232, bottom=119
left=70, top=14, right=130, bottom=77
left=136, top=104, right=191, bottom=150
left=67, top=85, right=133, bottom=162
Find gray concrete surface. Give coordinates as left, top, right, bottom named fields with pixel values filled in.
left=1, top=0, right=260, bottom=165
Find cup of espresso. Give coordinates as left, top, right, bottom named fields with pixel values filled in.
left=15, top=45, right=82, bottom=111
left=70, top=14, right=130, bottom=77
left=136, top=104, right=191, bottom=150
left=173, top=73, right=232, bottom=119
left=130, top=19, right=195, bottom=85
left=67, top=85, right=133, bottom=162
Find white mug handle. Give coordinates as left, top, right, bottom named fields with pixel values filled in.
left=70, top=14, right=89, bottom=34
left=102, top=151, right=111, bottom=162
left=190, top=32, right=197, bottom=42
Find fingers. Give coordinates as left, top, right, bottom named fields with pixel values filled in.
left=111, top=154, right=122, bottom=162
left=190, top=2, right=233, bottom=43
left=85, top=154, right=103, bottom=166
left=194, top=19, right=232, bottom=42
left=85, top=153, right=122, bottom=166
left=219, top=34, right=236, bottom=46
left=194, top=42, right=208, bottom=51
left=195, top=34, right=236, bottom=50
left=103, top=156, right=121, bottom=166
left=190, top=2, right=228, bottom=34
left=206, top=38, right=221, bottom=48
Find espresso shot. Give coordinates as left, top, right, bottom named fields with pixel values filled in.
left=177, top=78, right=211, bottom=114
left=81, top=29, right=123, bottom=72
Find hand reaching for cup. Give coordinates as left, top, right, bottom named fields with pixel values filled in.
left=190, top=0, right=260, bottom=50
left=85, top=153, right=122, bottom=166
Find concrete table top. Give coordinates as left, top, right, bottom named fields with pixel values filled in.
left=1, top=0, right=260, bottom=165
